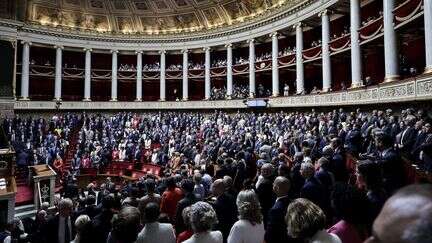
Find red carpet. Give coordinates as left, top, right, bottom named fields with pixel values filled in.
left=15, top=185, right=33, bottom=206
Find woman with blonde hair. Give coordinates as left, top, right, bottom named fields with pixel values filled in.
left=285, top=198, right=341, bottom=243
left=228, top=189, right=265, bottom=243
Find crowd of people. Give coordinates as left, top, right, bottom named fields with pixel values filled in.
left=2, top=107, right=432, bottom=243
left=2, top=113, right=80, bottom=168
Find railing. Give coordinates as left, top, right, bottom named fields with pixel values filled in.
left=14, top=73, right=432, bottom=110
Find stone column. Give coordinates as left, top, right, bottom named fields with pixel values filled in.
left=383, top=0, right=399, bottom=81
left=83, top=48, right=92, bottom=101
left=295, top=23, right=305, bottom=94
left=20, top=41, right=31, bottom=100
left=226, top=43, right=233, bottom=99
left=110, top=50, right=118, bottom=101
left=160, top=50, right=166, bottom=101
left=248, top=39, right=256, bottom=98
left=54, top=45, right=63, bottom=101
left=271, top=32, right=279, bottom=97
left=135, top=51, right=143, bottom=101
left=350, top=0, right=362, bottom=87
left=425, top=0, right=432, bottom=73
left=320, top=10, right=332, bottom=92
left=182, top=49, right=189, bottom=100
left=204, top=47, right=211, bottom=100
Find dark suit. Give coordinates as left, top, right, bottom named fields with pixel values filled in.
left=344, top=129, right=362, bottom=155
left=377, top=148, right=407, bottom=193
left=400, top=127, right=416, bottom=154
left=265, top=196, right=300, bottom=243
left=76, top=205, right=101, bottom=219
left=44, top=214, right=76, bottom=243
left=256, top=177, right=276, bottom=225
left=174, top=193, right=197, bottom=234
left=300, top=176, right=328, bottom=211
left=91, top=210, right=114, bottom=243
left=213, top=192, right=238, bottom=243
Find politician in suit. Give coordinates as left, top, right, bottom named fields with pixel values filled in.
left=265, top=177, right=301, bottom=243
left=44, top=198, right=76, bottom=243
left=376, top=133, right=407, bottom=194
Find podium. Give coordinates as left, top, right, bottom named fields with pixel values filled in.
left=29, top=165, right=57, bottom=209
left=0, top=148, right=17, bottom=224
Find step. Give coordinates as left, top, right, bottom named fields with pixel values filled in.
left=14, top=204, right=36, bottom=219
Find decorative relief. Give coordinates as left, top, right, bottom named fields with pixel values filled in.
left=23, top=0, right=310, bottom=36
left=417, top=79, right=432, bottom=96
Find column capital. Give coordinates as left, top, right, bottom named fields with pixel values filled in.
left=293, top=22, right=302, bottom=29
left=246, top=39, right=255, bottom=44
left=225, top=43, right=233, bottom=48
left=159, top=50, right=166, bottom=54
left=181, top=49, right=189, bottom=54
left=203, top=47, right=211, bottom=52
left=21, top=40, right=32, bottom=46
left=318, top=9, right=330, bottom=17
left=83, top=47, right=92, bottom=52
left=111, top=49, right=119, bottom=54
left=269, top=32, right=278, bottom=38
left=135, top=50, right=143, bottom=54
left=53, top=45, right=64, bottom=50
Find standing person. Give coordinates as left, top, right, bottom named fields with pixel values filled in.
left=160, top=176, right=184, bottom=222
left=109, top=207, right=142, bottom=243
left=227, top=190, right=264, bottom=243
left=44, top=198, right=75, bottom=243
left=175, top=179, right=198, bottom=234
left=184, top=202, right=223, bottom=243
left=285, top=198, right=342, bottom=243
left=256, top=163, right=276, bottom=225
left=211, top=179, right=237, bottom=243
left=137, top=203, right=175, bottom=243
left=265, top=176, right=298, bottom=243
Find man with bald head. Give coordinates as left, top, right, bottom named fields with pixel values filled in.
left=365, top=184, right=432, bottom=243
left=211, top=179, right=237, bottom=243
left=265, top=176, right=299, bottom=243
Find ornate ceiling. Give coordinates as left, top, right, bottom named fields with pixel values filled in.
left=22, top=0, right=301, bottom=35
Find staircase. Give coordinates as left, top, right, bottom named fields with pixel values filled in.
left=63, top=121, right=83, bottom=172
left=14, top=204, right=36, bottom=220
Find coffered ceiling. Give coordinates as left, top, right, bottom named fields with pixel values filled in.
left=20, top=0, right=302, bottom=35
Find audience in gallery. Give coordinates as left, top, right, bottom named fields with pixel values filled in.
left=2, top=106, right=432, bottom=243
left=210, top=83, right=271, bottom=100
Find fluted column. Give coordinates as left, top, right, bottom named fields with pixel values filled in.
left=320, top=10, right=331, bottom=92
left=110, top=50, right=118, bottom=101
left=350, top=0, right=362, bottom=87
left=54, top=45, right=63, bottom=100
left=271, top=32, right=279, bottom=97
left=226, top=43, right=233, bottom=99
left=204, top=47, right=211, bottom=100
left=160, top=50, right=166, bottom=101
left=295, top=23, right=305, bottom=94
left=182, top=49, right=189, bottom=100
left=383, top=0, right=399, bottom=81
left=248, top=39, right=256, bottom=98
left=136, top=51, right=143, bottom=101
left=20, top=41, right=31, bottom=100
left=425, top=0, right=432, bottom=73
left=83, top=48, right=92, bottom=101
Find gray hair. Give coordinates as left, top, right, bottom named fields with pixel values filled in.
left=236, top=190, right=262, bottom=225
left=58, top=198, right=73, bottom=211
left=189, top=201, right=218, bottom=233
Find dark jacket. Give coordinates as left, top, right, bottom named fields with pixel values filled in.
left=213, top=192, right=238, bottom=243
left=256, top=177, right=276, bottom=225
left=174, top=193, right=197, bottom=234
left=265, top=196, right=297, bottom=243
left=44, top=214, right=76, bottom=243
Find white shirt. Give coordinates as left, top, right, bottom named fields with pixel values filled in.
left=184, top=231, right=223, bottom=243
left=227, top=220, right=265, bottom=243
left=309, top=230, right=342, bottom=243
left=136, top=222, right=175, bottom=243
